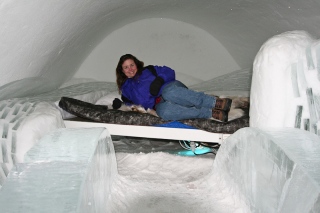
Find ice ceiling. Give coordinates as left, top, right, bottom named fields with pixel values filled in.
left=1, top=0, right=320, bottom=100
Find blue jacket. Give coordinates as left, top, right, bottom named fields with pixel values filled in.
left=121, top=65, right=175, bottom=109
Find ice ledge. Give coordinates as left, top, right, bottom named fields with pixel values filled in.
left=0, top=127, right=117, bottom=213
left=214, top=127, right=320, bottom=212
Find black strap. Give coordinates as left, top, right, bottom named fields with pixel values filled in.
left=144, top=65, right=157, bottom=77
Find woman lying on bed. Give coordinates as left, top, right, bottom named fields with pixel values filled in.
left=113, top=54, right=232, bottom=122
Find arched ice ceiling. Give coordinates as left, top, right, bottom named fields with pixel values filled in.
left=0, top=0, right=320, bottom=100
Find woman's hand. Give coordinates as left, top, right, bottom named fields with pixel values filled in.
left=112, top=98, right=123, bottom=109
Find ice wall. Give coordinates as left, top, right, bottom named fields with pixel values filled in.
left=75, top=18, right=240, bottom=84
left=0, top=102, right=64, bottom=188
left=0, top=127, right=117, bottom=212
left=250, top=31, right=320, bottom=134
left=189, top=68, right=252, bottom=96
left=214, top=127, right=320, bottom=212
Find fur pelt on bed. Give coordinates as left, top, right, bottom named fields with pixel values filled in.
left=59, top=96, right=250, bottom=134
left=115, top=96, right=249, bottom=122
left=223, top=96, right=250, bottom=121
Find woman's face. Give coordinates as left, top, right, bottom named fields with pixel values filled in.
left=122, top=59, right=137, bottom=78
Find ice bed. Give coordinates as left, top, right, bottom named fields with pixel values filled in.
left=64, top=120, right=231, bottom=143
left=61, top=96, right=249, bottom=144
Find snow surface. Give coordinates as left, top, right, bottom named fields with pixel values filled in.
left=106, top=137, right=250, bottom=213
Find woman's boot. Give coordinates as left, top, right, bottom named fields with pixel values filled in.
left=212, top=109, right=228, bottom=122
left=214, top=98, right=232, bottom=111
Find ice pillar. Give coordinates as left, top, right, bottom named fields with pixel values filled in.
left=250, top=30, right=320, bottom=134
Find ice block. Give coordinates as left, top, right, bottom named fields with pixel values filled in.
left=0, top=127, right=117, bottom=213
left=214, top=127, right=320, bottom=212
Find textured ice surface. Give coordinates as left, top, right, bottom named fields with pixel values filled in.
left=215, top=127, right=320, bottom=212
left=250, top=30, right=320, bottom=134
left=0, top=127, right=117, bottom=213
left=0, top=81, right=117, bottom=187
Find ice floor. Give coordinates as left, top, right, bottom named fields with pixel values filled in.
left=105, top=136, right=249, bottom=213
left=106, top=128, right=320, bottom=213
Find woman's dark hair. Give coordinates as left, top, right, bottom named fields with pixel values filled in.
left=115, top=54, right=144, bottom=93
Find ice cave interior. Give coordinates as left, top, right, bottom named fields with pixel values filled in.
left=0, top=1, right=320, bottom=212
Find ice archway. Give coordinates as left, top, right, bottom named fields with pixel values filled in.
left=1, top=0, right=320, bottom=100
